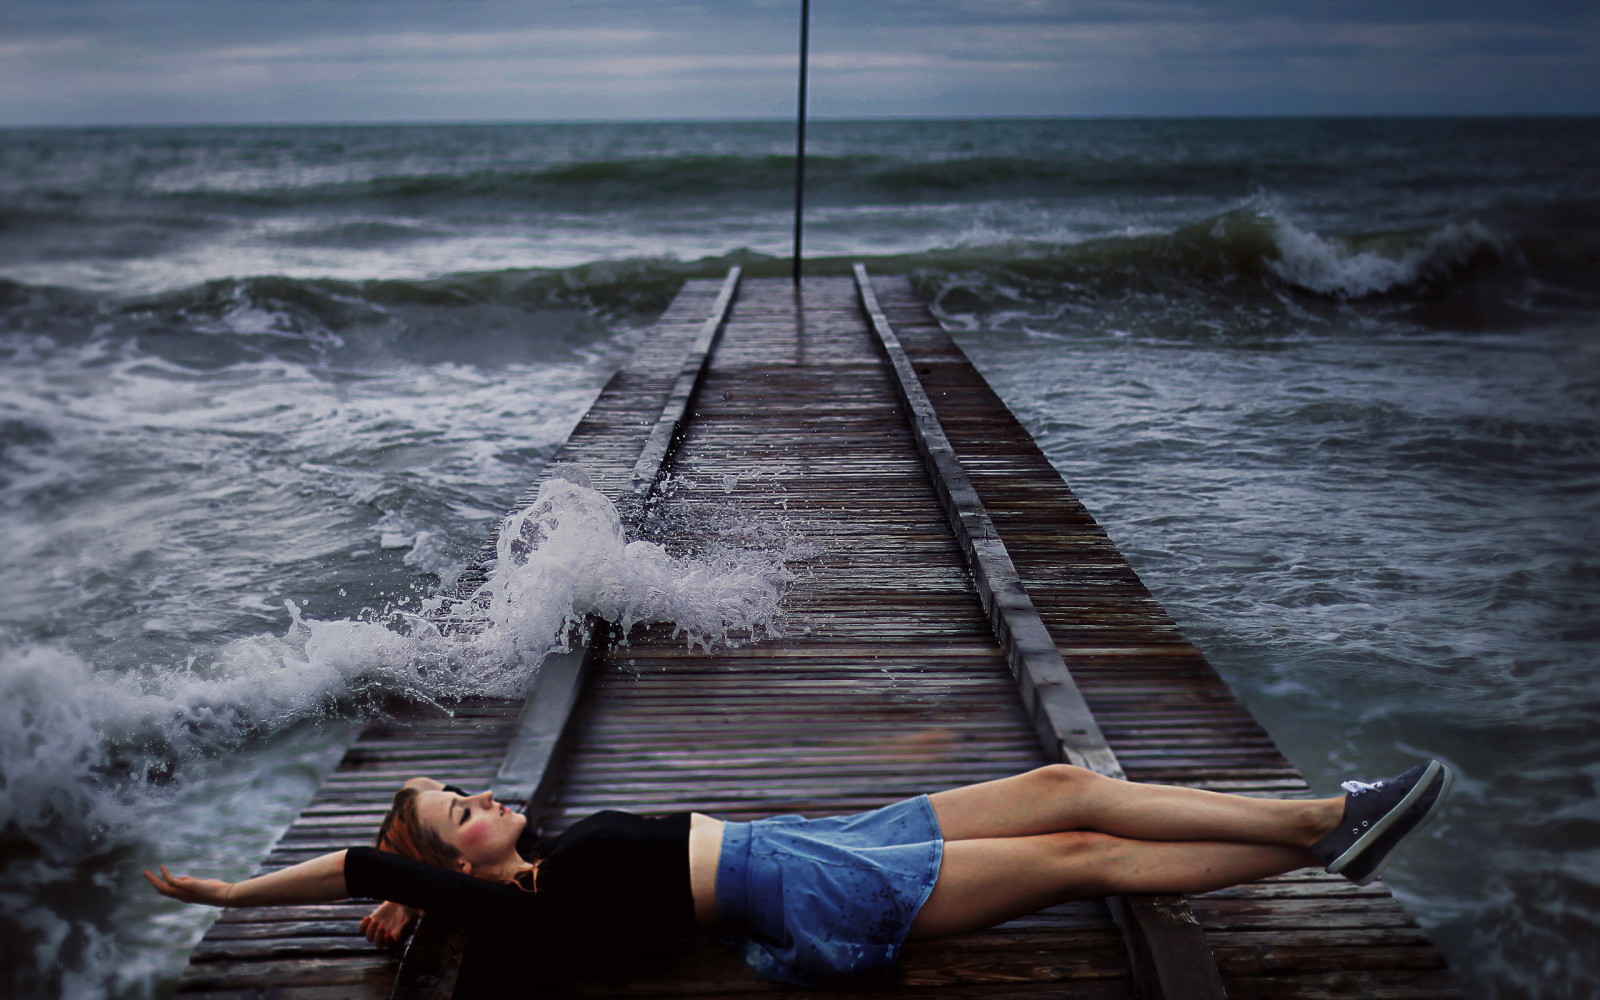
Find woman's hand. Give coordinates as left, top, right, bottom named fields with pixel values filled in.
left=359, top=900, right=420, bottom=948
left=142, top=866, right=234, bottom=907
left=142, top=850, right=346, bottom=907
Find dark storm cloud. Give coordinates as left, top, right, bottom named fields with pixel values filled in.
left=1, top=0, right=1595, bottom=124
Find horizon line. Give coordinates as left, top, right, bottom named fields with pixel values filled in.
left=3, top=110, right=1598, bottom=131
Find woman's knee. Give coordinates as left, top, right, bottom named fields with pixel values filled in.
left=1045, top=829, right=1122, bottom=855
left=1026, top=763, right=1102, bottom=796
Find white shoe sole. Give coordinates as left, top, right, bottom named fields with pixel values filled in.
left=1345, top=763, right=1454, bottom=886
left=1327, top=760, right=1450, bottom=876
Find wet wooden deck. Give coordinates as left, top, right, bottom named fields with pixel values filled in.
left=175, top=272, right=1459, bottom=1000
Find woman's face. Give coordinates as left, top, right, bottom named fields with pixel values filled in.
left=414, top=787, right=526, bottom=872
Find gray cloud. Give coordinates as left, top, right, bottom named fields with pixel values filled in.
left=1, top=0, right=1595, bottom=124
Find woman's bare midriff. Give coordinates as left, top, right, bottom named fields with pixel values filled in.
left=687, top=812, right=724, bottom=926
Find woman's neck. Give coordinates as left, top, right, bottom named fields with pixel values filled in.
left=474, top=851, right=535, bottom=884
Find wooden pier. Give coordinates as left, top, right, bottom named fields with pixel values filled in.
left=175, top=271, right=1459, bottom=999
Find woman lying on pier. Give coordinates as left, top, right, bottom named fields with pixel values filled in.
left=146, top=760, right=1451, bottom=991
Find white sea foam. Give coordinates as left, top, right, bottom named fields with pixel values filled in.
left=472, top=470, right=788, bottom=660
left=1, top=468, right=788, bottom=813
left=1266, top=215, right=1497, bottom=298
left=0, top=466, right=790, bottom=997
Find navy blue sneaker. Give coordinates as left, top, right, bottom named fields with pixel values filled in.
left=1311, top=760, right=1453, bottom=886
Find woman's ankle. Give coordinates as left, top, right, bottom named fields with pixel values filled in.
left=1298, top=796, right=1346, bottom=848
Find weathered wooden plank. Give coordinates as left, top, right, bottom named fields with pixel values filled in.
left=550, top=929, right=1136, bottom=996
left=1217, top=966, right=1458, bottom=997
left=180, top=956, right=397, bottom=990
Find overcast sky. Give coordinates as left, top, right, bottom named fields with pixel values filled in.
left=2, top=0, right=1596, bottom=126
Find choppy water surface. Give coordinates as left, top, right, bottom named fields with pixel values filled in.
left=1, top=118, right=1596, bottom=999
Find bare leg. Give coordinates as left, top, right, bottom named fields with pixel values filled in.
left=928, top=765, right=1341, bottom=847
left=907, top=831, right=1315, bottom=940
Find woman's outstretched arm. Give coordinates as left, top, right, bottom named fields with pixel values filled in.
left=143, top=850, right=348, bottom=907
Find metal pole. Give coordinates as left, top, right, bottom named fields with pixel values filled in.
left=792, top=0, right=809, bottom=286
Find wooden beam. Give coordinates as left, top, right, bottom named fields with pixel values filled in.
left=853, top=263, right=1228, bottom=1000
left=494, top=644, right=605, bottom=812
left=625, top=266, right=743, bottom=521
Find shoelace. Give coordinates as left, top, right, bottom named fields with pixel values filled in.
left=1341, top=779, right=1384, bottom=795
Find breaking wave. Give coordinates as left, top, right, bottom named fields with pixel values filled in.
left=129, top=153, right=1274, bottom=211
left=5, top=200, right=1594, bottom=369
left=0, top=466, right=788, bottom=812
left=1264, top=216, right=1500, bottom=297
left=0, top=469, right=791, bottom=997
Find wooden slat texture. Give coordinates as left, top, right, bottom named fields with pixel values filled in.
left=175, top=273, right=1459, bottom=1000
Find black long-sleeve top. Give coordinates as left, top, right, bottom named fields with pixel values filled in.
left=344, top=809, right=696, bottom=988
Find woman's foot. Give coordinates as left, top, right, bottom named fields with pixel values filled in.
left=1310, top=760, right=1453, bottom=886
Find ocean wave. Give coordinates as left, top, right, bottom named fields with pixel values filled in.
left=0, top=261, right=698, bottom=370
left=0, top=203, right=86, bottom=232
left=898, top=202, right=1600, bottom=340
left=3, top=200, right=1593, bottom=363
left=124, top=256, right=731, bottom=330
left=1265, top=216, right=1500, bottom=297
left=923, top=204, right=1512, bottom=301
left=0, top=471, right=791, bottom=996
left=150, top=155, right=861, bottom=209
left=269, top=220, right=445, bottom=249
left=0, top=470, right=788, bottom=829
left=149, top=152, right=1277, bottom=211
left=1255, top=400, right=1600, bottom=471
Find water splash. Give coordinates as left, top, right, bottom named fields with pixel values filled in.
left=0, top=466, right=792, bottom=999
left=2, top=466, right=790, bottom=807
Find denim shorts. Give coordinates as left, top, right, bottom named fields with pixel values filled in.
left=714, top=795, right=945, bottom=988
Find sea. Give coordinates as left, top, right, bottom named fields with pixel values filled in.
left=1, top=117, right=1596, bottom=999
